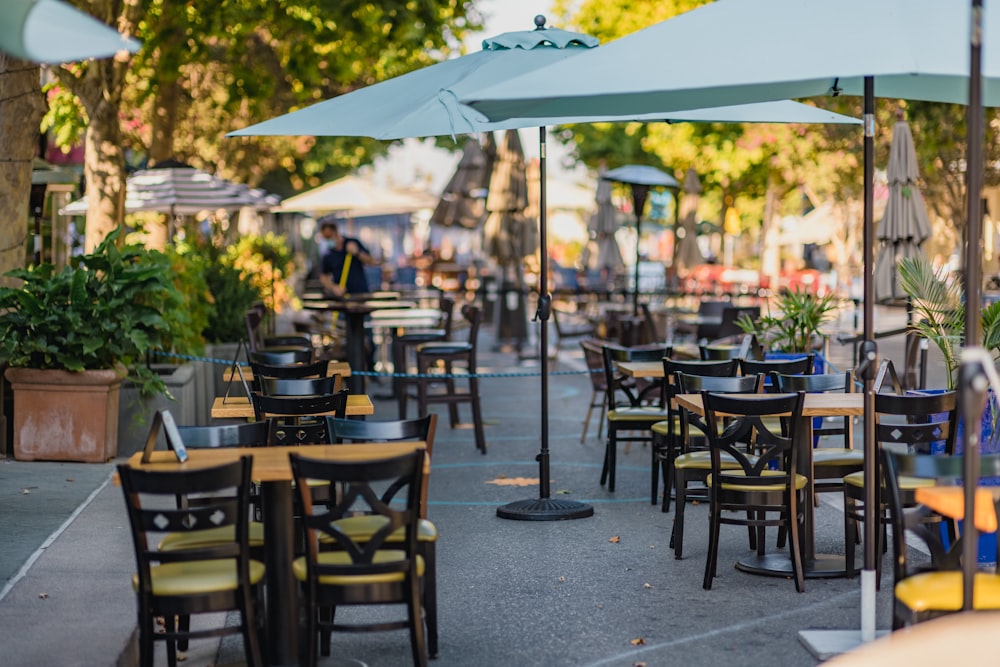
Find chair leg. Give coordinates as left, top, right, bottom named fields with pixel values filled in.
left=581, top=394, right=596, bottom=443
left=407, top=575, right=429, bottom=667
left=177, top=614, right=190, bottom=651
left=600, top=431, right=612, bottom=486
left=423, top=543, right=439, bottom=659
left=444, top=361, right=459, bottom=428
left=607, top=431, right=618, bottom=492
left=673, top=468, right=687, bottom=559
left=788, top=493, right=806, bottom=592
left=319, top=605, right=333, bottom=656
left=241, top=588, right=264, bottom=667
left=139, top=611, right=154, bottom=667
left=302, top=593, right=318, bottom=667
left=469, top=374, right=486, bottom=454
left=597, top=400, right=606, bottom=440
left=703, top=503, right=721, bottom=589
left=650, top=442, right=660, bottom=505
left=165, top=614, right=178, bottom=667
left=753, top=512, right=764, bottom=554
left=417, top=363, right=429, bottom=422
left=844, top=493, right=857, bottom=578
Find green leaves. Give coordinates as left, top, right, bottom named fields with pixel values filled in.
left=897, top=256, right=965, bottom=389
left=737, top=288, right=839, bottom=354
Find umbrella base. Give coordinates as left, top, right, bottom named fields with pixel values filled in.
left=497, top=497, right=594, bottom=521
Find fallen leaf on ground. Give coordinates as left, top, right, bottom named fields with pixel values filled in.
left=630, top=637, right=646, bottom=646
left=38, top=592, right=48, bottom=599
left=558, top=576, right=566, bottom=582
left=643, top=583, right=652, bottom=589
left=555, top=489, right=571, bottom=494
left=65, top=477, right=74, bottom=482
left=486, top=477, right=540, bottom=486
left=22, top=489, right=29, bottom=495
left=608, top=535, right=621, bottom=543
left=634, top=662, right=648, bottom=667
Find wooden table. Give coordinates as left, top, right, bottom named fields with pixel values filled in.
left=303, top=299, right=417, bottom=393
left=128, top=442, right=427, bottom=667
left=617, top=361, right=666, bottom=379
left=915, top=486, right=1000, bottom=533
left=210, top=394, right=374, bottom=420
left=674, top=392, right=864, bottom=578
left=222, top=360, right=351, bottom=382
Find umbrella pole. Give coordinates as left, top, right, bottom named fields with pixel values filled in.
left=966, top=0, right=984, bottom=345
left=497, top=127, right=593, bottom=521
left=630, top=185, right=651, bottom=316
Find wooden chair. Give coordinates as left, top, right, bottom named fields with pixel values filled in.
left=118, top=457, right=264, bottom=667
left=244, top=303, right=312, bottom=353
left=324, top=414, right=440, bottom=657
left=250, top=390, right=348, bottom=445
left=701, top=391, right=808, bottom=592
left=652, top=358, right=739, bottom=512
left=415, top=304, right=486, bottom=454
left=598, top=345, right=671, bottom=493
left=843, top=390, right=958, bottom=581
left=552, top=305, right=596, bottom=358
left=249, top=359, right=330, bottom=380
left=579, top=339, right=610, bottom=442
left=883, top=449, right=1000, bottom=628
left=248, top=348, right=312, bottom=366
left=396, top=296, right=454, bottom=419
left=740, top=355, right=815, bottom=386
left=258, top=375, right=341, bottom=397
left=290, top=450, right=428, bottom=667
left=668, top=372, right=763, bottom=560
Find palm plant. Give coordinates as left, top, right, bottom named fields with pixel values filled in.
left=897, top=255, right=1000, bottom=390
left=736, top=288, right=840, bottom=354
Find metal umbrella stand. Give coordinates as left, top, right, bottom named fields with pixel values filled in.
left=602, top=165, right=680, bottom=315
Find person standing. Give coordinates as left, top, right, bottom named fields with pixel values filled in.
left=318, top=219, right=379, bottom=297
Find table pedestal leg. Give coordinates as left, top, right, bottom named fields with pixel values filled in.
left=344, top=312, right=366, bottom=395
left=262, top=481, right=298, bottom=667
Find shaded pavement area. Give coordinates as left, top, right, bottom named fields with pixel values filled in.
left=0, top=303, right=938, bottom=666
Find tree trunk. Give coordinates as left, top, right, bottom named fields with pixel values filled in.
left=83, top=96, right=126, bottom=251
left=0, top=56, right=45, bottom=286
left=149, top=75, right=180, bottom=164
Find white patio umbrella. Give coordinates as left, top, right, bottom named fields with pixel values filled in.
left=274, top=175, right=436, bottom=216
left=466, top=0, right=995, bottom=649
left=0, top=0, right=139, bottom=64
left=228, top=17, right=858, bottom=525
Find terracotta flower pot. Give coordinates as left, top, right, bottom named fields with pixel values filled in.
left=5, top=365, right=128, bottom=462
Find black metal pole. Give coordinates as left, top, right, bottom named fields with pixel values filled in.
left=631, top=184, right=650, bottom=316
left=966, top=0, right=984, bottom=346
left=497, top=126, right=592, bottom=521
left=859, top=75, right=879, bottom=642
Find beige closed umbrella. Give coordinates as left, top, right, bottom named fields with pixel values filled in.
left=581, top=167, right=624, bottom=274
left=674, top=168, right=705, bottom=272
left=431, top=134, right=496, bottom=229
left=874, top=119, right=932, bottom=303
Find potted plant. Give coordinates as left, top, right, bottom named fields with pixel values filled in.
left=737, top=287, right=840, bottom=369
left=0, top=228, right=182, bottom=462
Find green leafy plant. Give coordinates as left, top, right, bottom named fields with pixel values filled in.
left=897, top=255, right=1000, bottom=390
left=178, top=239, right=263, bottom=344
left=737, top=288, right=840, bottom=353
left=0, top=228, right=183, bottom=395
left=225, top=233, right=298, bottom=315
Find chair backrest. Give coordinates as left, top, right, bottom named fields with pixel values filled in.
left=702, top=391, right=806, bottom=483
left=882, top=449, right=1000, bottom=589
left=259, top=375, right=341, bottom=397
left=118, top=457, right=255, bottom=596
left=327, top=413, right=437, bottom=457
left=394, top=266, right=418, bottom=288
left=289, top=449, right=425, bottom=578
left=640, top=302, right=662, bottom=344
left=364, top=264, right=383, bottom=291
left=717, top=305, right=760, bottom=340
left=176, top=421, right=270, bottom=449
left=244, top=305, right=266, bottom=351
left=772, top=371, right=851, bottom=394
left=875, top=391, right=958, bottom=455
left=741, top=354, right=814, bottom=378
left=580, top=339, right=608, bottom=392
left=249, top=359, right=330, bottom=381
left=695, top=299, right=731, bottom=340
left=439, top=296, right=456, bottom=338
left=251, top=388, right=348, bottom=424
left=676, top=372, right=761, bottom=394
left=700, top=344, right=744, bottom=361
left=461, top=303, right=482, bottom=346
left=662, top=358, right=739, bottom=385
left=249, top=349, right=312, bottom=365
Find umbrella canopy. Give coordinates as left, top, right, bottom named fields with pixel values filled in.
left=603, top=164, right=679, bottom=313
left=582, top=169, right=624, bottom=273
left=430, top=134, right=496, bottom=229
left=466, top=0, right=1000, bottom=119
left=484, top=130, right=535, bottom=268
left=0, top=0, right=139, bottom=64
left=875, top=120, right=932, bottom=303
left=59, top=165, right=279, bottom=216
left=675, top=168, right=705, bottom=272
left=275, top=174, right=436, bottom=216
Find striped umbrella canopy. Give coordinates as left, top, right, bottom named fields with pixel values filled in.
left=59, top=165, right=279, bottom=216
left=874, top=120, right=932, bottom=303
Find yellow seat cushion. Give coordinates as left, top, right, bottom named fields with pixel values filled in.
left=133, top=559, right=265, bottom=596
left=319, top=516, right=438, bottom=543
left=159, top=521, right=265, bottom=552
left=706, top=470, right=808, bottom=492
left=895, top=571, right=1000, bottom=612
left=674, top=450, right=756, bottom=470
left=843, top=471, right=935, bottom=490
left=651, top=420, right=683, bottom=436
left=293, top=551, right=425, bottom=585
left=608, top=407, right=670, bottom=422
left=813, top=448, right=865, bottom=467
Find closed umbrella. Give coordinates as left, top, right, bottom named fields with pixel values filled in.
left=874, top=120, right=932, bottom=303
left=581, top=168, right=624, bottom=277
left=602, top=164, right=679, bottom=315
left=431, top=134, right=497, bottom=229
left=0, top=0, right=139, bottom=64
left=675, top=168, right=705, bottom=273
left=229, top=16, right=857, bottom=525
